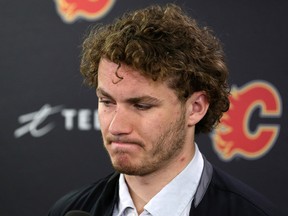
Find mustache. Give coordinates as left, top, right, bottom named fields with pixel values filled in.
left=105, top=135, right=144, bottom=147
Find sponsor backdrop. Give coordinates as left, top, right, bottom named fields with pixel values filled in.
left=1, top=0, right=287, bottom=215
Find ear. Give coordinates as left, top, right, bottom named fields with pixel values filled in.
left=186, top=91, right=209, bottom=127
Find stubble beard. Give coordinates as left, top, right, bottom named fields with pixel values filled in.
left=103, top=110, right=187, bottom=176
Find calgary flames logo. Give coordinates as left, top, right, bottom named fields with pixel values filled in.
left=211, top=80, right=282, bottom=161
left=54, top=0, right=116, bottom=23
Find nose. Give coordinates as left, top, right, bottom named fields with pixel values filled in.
left=108, top=107, right=133, bottom=136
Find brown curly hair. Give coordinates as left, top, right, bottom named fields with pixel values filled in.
left=80, top=3, right=230, bottom=134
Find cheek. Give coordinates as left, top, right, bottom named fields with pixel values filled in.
left=138, top=114, right=166, bottom=138
left=145, top=111, right=181, bottom=134
left=98, top=108, right=110, bottom=131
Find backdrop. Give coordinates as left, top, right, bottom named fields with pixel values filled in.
left=1, top=0, right=287, bottom=215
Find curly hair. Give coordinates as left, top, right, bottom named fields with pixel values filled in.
left=80, top=3, right=230, bottom=134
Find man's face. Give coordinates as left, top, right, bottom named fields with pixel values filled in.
left=97, top=58, right=193, bottom=176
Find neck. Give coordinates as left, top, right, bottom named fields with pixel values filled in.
left=124, top=143, right=195, bottom=214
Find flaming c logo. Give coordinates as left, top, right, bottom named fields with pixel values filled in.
left=211, top=80, right=282, bottom=161
left=54, top=0, right=116, bottom=23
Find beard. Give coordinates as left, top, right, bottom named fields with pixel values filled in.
left=103, top=109, right=187, bottom=176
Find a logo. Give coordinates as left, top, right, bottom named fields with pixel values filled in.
left=54, top=0, right=116, bottom=24
left=211, top=80, right=282, bottom=161
left=14, top=104, right=100, bottom=138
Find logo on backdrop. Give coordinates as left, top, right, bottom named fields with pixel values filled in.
left=211, top=80, right=282, bottom=161
left=54, top=0, right=116, bottom=24
left=14, top=104, right=100, bottom=138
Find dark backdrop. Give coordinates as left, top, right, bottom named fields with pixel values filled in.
left=1, top=0, right=287, bottom=215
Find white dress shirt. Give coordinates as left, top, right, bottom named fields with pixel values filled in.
left=113, top=144, right=204, bottom=216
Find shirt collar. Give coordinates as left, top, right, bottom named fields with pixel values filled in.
left=144, top=144, right=203, bottom=216
left=116, top=144, right=204, bottom=216
left=116, top=174, right=136, bottom=215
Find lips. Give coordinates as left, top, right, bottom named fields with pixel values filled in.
left=107, top=135, right=142, bottom=145
left=110, top=141, right=141, bottom=151
left=106, top=136, right=144, bottom=152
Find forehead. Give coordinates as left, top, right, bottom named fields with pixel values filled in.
left=98, top=58, right=150, bottom=85
left=97, top=58, right=179, bottom=101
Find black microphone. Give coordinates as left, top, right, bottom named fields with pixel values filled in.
left=64, top=210, right=91, bottom=216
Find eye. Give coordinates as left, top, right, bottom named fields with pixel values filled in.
left=134, top=103, right=153, bottom=110
left=99, top=98, right=114, bottom=107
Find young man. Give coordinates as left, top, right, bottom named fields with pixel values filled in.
left=48, top=4, right=279, bottom=216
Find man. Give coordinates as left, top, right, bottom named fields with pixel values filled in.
left=48, top=4, right=279, bottom=216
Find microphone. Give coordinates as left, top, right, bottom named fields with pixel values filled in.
left=64, top=210, right=91, bottom=216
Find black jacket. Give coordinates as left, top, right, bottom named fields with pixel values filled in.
left=48, top=158, right=280, bottom=216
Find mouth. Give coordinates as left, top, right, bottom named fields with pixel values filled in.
left=106, top=137, right=144, bottom=151
left=110, top=141, right=142, bottom=150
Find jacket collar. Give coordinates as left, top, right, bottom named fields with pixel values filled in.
left=193, top=156, right=213, bottom=207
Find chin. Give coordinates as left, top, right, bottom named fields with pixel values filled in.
left=112, top=160, right=156, bottom=176
left=113, top=164, right=139, bottom=175
left=111, top=158, right=140, bottom=175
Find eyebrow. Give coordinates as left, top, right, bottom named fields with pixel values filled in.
left=96, top=88, right=114, bottom=99
left=96, top=87, right=162, bottom=104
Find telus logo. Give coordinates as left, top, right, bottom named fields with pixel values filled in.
left=14, top=104, right=100, bottom=138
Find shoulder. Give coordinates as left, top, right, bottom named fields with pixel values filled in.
left=195, top=166, right=279, bottom=216
left=47, top=172, right=119, bottom=216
